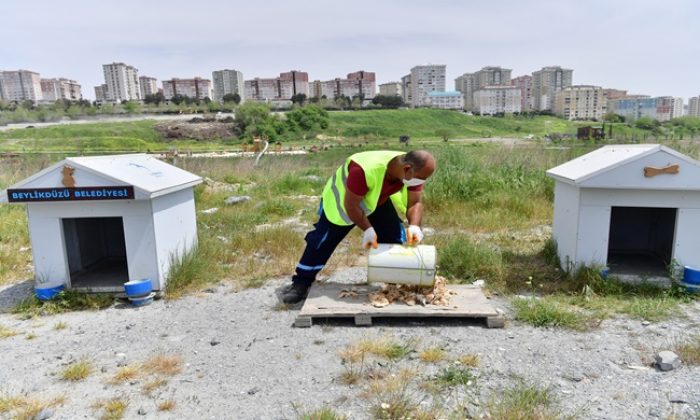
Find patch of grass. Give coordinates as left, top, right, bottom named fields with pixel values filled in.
left=512, top=297, right=596, bottom=331
left=339, top=345, right=366, bottom=385
left=92, top=397, right=129, bottom=420
left=60, top=360, right=93, bottom=381
left=436, top=234, right=504, bottom=285
left=12, top=290, right=114, bottom=318
left=419, top=348, right=446, bottom=363
left=0, top=324, right=19, bottom=338
left=673, top=335, right=700, bottom=365
left=25, top=332, right=36, bottom=340
left=141, top=354, right=183, bottom=376
left=457, top=353, right=480, bottom=367
left=53, top=321, right=67, bottom=330
left=0, top=394, right=65, bottom=420
left=164, top=237, right=226, bottom=298
left=364, top=369, right=422, bottom=420
left=359, top=336, right=414, bottom=360
left=157, top=399, right=176, bottom=411
left=142, top=378, right=168, bottom=396
left=107, top=365, right=140, bottom=384
left=295, top=406, right=347, bottom=420
left=435, top=366, right=476, bottom=388
left=486, top=382, right=568, bottom=420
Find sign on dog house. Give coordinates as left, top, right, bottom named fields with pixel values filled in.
left=0, top=154, right=202, bottom=292
left=546, top=144, right=700, bottom=278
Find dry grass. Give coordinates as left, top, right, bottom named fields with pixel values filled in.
left=457, top=353, right=480, bottom=367
left=0, top=394, right=65, bottom=420
left=486, top=382, right=570, bottom=420
left=25, top=332, right=36, bottom=340
left=59, top=360, right=93, bottom=381
left=92, top=397, right=129, bottom=420
left=53, top=321, right=67, bottom=330
left=673, top=335, right=700, bottom=365
left=107, top=365, right=141, bottom=384
left=0, top=324, right=19, bottom=339
left=363, top=369, right=428, bottom=420
left=357, top=336, right=414, bottom=360
left=418, top=347, right=446, bottom=363
left=157, top=399, right=177, bottom=411
left=141, top=354, right=183, bottom=376
left=142, top=378, right=168, bottom=396
left=295, top=406, right=347, bottom=420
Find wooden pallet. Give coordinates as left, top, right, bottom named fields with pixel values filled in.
left=294, top=283, right=504, bottom=328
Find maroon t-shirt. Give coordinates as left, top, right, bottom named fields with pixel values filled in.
left=346, top=161, right=423, bottom=205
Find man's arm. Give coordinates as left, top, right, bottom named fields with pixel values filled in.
left=344, top=189, right=372, bottom=231
left=406, top=190, right=424, bottom=226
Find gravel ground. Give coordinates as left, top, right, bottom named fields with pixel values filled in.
left=1, top=268, right=699, bottom=419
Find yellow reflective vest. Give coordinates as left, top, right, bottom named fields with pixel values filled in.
left=321, top=150, right=408, bottom=226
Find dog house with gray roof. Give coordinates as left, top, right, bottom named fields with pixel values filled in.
left=0, top=154, right=202, bottom=292
left=546, top=144, right=700, bottom=278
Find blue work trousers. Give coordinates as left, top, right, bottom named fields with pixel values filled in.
left=292, top=200, right=406, bottom=286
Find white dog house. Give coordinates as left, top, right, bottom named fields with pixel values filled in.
left=547, top=144, right=700, bottom=278
left=0, top=154, right=202, bottom=292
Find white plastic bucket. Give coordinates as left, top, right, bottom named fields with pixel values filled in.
left=367, top=244, right=436, bottom=286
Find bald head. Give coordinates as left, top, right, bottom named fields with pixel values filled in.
left=401, top=150, right=436, bottom=179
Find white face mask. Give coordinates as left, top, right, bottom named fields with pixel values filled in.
left=403, top=177, right=426, bottom=187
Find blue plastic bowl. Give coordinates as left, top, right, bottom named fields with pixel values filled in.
left=129, top=292, right=155, bottom=307
left=683, top=266, right=700, bottom=286
left=124, top=279, right=153, bottom=298
left=682, top=282, right=700, bottom=294
left=35, top=284, right=65, bottom=301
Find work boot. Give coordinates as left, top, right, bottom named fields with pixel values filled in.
left=281, top=282, right=310, bottom=304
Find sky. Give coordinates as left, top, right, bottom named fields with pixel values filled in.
left=1, top=0, right=698, bottom=101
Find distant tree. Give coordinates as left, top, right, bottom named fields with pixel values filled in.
left=222, top=93, right=241, bottom=104
left=291, top=93, right=307, bottom=106
left=122, top=101, right=141, bottom=114
left=144, top=92, right=165, bottom=106
left=285, top=105, right=329, bottom=132
left=603, top=112, right=625, bottom=123
left=635, top=116, right=659, bottom=130
left=435, top=128, right=454, bottom=142
left=372, top=95, right=404, bottom=109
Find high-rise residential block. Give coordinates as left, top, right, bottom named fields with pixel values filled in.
left=510, top=75, right=533, bottom=111
left=94, top=84, right=107, bottom=103
left=655, top=97, right=684, bottom=121
left=311, top=71, right=376, bottom=101
left=602, top=89, right=628, bottom=101
left=689, top=96, right=700, bottom=117
left=379, top=82, right=402, bottom=97
left=409, top=65, right=446, bottom=107
left=308, top=80, right=322, bottom=99
left=102, top=62, right=140, bottom=102
left=607, top=96, right=683, bottom=122
left=426, top=91, right=464, bottom=110
left=40, top=78, right=82, bottom=102
left=162, top=77, right=212, bottom=100
left=212, top=69, right=245, bottom=102
left=139, top=76, right=158, bottom=99
left=531, top=66, right=573, bottom=111
left=473, top=86, right=522, bottom=115
left=455, top=66, right=511, bottom=111
left=245, top=70, right=309, bottom=102
left=553, top=85, right=605, bottom=120
left=346, top=71, right=376, bottom=99
left=0, top=70, right=43, bottom=102
left=401, top=74, right=412, bottom=105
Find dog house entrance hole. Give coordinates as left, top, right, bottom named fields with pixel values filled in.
left=607, top=207, right=676, bottom=276
left=62, top=217, right=128, bottom=289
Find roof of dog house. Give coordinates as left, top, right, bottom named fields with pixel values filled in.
left=0, top=153, right=202, bottom=202
left=546, top=144, right=700, bottom=190
left=0, top=154, right=203, bottom=293
left=547, top=144, right=700, bottom=279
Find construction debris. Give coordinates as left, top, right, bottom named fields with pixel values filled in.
left=339, top=276, right=456, bottom=308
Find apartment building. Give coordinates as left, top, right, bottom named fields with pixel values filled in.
left=655, top=97, right=684, bottom=121
left=346, top=71, right=376, bottom=99
left=409, top=65, right=446, bottom=107
left=312, top=71, right=376, bottom=101
left=94, top=84, right=107, bottom=103
left=602, top=89, right=628, bottom=101
left=139, top=76, right=158, bottom=99
left=245, top=70, right=309, bottom=102
left=689, top=96, right=700, bottom=117
left=606, top=96, right=685, bottom=121
left=531, top=66, right=573, bottom=111
left=401, top=74, right=412, bottom=105
left=553, top=85, right=604, bottom=120
left=456, top=66, right=512, bottom=111
left=426, top=91, right=464, bottom=110
left=40, top=78, right=82, bottom=102
left=473, top=86, right=522, bottom=115
left=0, top=70, right=43, bottom=102
left=379, top=82, right=402, bottom=97
left=102, top=63, right=140, bottom=102
left=162, top=77, right=212, bottom=100
left=510, top=75, right=533, bottom=111
left=212, top=69, right=245, bottom=102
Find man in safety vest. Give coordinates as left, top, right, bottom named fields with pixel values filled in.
left=281, top=150, right=436, bottom=304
